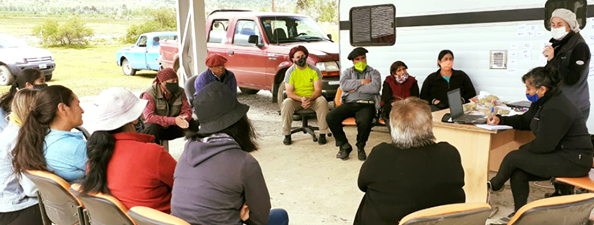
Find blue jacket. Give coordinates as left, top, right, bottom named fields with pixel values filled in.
left=194, top=69, right=237, bottom=97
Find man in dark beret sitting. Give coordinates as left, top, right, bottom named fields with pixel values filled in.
left=281, top=45, right=330, bottom=145
left=194, top=54, right=237, bottom=96
left=326, top=47, right=381, bottom=161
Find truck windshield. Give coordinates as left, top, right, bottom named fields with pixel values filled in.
left=260, top=16, right=329, bottom=43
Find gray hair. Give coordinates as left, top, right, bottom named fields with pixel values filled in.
left=389, top=97, right=435, bottom=148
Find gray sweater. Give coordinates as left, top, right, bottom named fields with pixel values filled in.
left=340, top=66, right=381, bottom=109
left=171, top=134, right=271, bottom=225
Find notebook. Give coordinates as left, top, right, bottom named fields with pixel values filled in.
left=445, top=89, right=487, bottom=124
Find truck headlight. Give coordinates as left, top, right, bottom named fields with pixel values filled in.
left=13, top=57, right=26, bottom=64
left=316, top=61, right=340, bottom=77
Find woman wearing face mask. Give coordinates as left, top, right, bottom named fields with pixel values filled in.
left=486, top=66, right=593, bottom=224
left=0, top=68, right=48, bottom=133
left=380, top=61, right=419, bottom=132
left=420, top=50, right=476, bottom=111
left=543, top=8, right=591, bottom=122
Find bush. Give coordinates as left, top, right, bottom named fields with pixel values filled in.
left=32, top=17, right=94, bottom=46
left=124, top=8, right=176, bottom=43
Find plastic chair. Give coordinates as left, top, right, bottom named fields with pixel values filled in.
left=69, top=184, right=136, bottom=225
left=554, top=168, right=594, bottom=192
left=334, top=87, right=358, bottom=126
left=399, top=203, right=491, bottom=225
left=24, top=170, right=88, bottom=225
left=507, top=193, right=594, bottom=225
left=128, top=206, right=190, bottom=225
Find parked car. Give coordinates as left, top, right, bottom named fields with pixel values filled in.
left=0, top=34, right=56, bottom=86
left=115, top=32, right=177, bottom=75
left=159, top=10, right=340, bottom=104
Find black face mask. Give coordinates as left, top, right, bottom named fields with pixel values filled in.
left=165, top=82, right=179, bottom=93
left=33, top=84, right=48, bottom=90
left=295, top=57, right=307, bottom=67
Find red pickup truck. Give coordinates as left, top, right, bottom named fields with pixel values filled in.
left=159, top=10, right=340, bottom=103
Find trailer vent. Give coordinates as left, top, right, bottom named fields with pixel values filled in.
left=350, top=4, right=395, bottom=46
left=489, top=50, right=507, bottom=69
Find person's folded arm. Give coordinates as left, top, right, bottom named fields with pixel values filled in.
left=357, top=69, right=381, bottom=94
left=141, top=93, right=176, bottom=126
left=340, top=69, right=361, bottom=92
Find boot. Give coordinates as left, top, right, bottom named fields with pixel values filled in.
left=356, top=143, right=366, bottom=161
left=336, top=143, right=352, bottom=160
left=318, top=134, right=327, bottom=145
left=283, top=135, right=291, bottom=145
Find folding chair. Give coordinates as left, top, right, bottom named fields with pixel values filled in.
left=69, top=184, right=136, bottom=225
left=335, top=87, right=386, bottom=126
left=128, top=206, right=190, bottom=225
left=399, top=203, right=491, bottom=225
left=507, top=193, right=594, bottom=225
left=24, top=170, right=88, bottom=225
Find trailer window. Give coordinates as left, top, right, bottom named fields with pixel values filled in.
left=209, top=19, right=229, bottom=44
left=544, top=0, right=587, bottom=31
left=349, top=4, right=395, bottom=46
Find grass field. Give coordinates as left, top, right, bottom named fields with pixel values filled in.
left=0, top=44, right=159, bottom=98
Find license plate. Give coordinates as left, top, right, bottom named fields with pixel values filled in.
left=328, top=81, right=340, bottom=85
left=39, top=64, right=47, bottom=69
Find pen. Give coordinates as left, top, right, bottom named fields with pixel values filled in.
left=490, top=107, right=495, bottom=117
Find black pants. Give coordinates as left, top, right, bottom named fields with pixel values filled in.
left=490, top=150, right=590, bottom=211
left=326, top=103, right=375, bottom=149
left=0, top=204, right=43, bottom=225
left=142, top=119, right=199, bottom=143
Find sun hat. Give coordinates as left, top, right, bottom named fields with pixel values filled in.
left=194, top=82, right=249, bottom=134
left=93, top=87, right=148, bottom=131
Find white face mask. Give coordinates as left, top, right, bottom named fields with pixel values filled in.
left=551, top=27, right=569, bottom=40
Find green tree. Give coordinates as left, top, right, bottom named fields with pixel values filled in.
left=124, top=8, right=177, bottom=43
left=32, top=17, right=94, bottom=46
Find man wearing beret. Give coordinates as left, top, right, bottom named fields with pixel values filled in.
left=281, top=45, right=329, bottom=145
left=326, top=47, right=381, bottom=161
left=141, top=68, right=198, bottom=144
left=194, top=54, right=237, bottom=96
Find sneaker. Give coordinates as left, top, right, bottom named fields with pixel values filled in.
left=318, top=134, right=327, bottom=145
left=496, top=212, right=516, bottom=224
left=283, top=135, right=292, bottom=145
left=336, top=143, right=352, bottom=160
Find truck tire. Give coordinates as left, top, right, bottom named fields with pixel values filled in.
left=45, top=73, right=52, bottom=81
left=239, top=87, right=259, bottom=95
left=0, top=65, right=14, bottom=86
left=121, top=59, right=137, bottom=76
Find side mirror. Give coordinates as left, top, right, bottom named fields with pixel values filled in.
left=327, top=34, right=332, bottom=40
left=248, top=35, right=259, bottom=44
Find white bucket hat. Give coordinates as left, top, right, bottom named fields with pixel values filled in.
left=93, top=87, right=148, bottom=131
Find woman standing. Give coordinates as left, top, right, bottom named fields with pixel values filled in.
left=12, top=85, right=86, bottom=183
left=420, top=50, right=476, bottom=111
left=543, top=8, right=591, bottom=121
left=487, top=66, right=593, bottom=223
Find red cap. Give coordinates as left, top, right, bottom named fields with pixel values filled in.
left=205, top=54, right=228, bottom=67
left=156, top=68, right=177, bottom=83
left=289, top=45, right=309, bottom=59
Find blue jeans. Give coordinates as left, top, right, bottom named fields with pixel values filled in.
left=267, top=208, right=289, bottom=225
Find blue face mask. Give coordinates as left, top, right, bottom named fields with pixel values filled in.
left=526, top=90, right=540, bottom=102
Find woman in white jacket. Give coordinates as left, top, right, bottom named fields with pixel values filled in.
left=0, top=89, right=41, bottom=225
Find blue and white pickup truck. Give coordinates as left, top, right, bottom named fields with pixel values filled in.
left=115, top=32, right=177, bottom=75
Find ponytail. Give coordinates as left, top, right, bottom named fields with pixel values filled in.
left=0, top=82, right=18, bottom=112
left=80, top=129, right=121, bottom=195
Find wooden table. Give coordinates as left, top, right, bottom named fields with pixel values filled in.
left=432, top=110, right=534, bottom=203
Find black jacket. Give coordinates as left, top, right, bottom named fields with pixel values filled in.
left=546, top=31, right=591, bottom=110
left=499, top=90, right=593, bottom=167
left=420, top=69, right=476, bottom=109
left=354, top=142, right=465, bottom=225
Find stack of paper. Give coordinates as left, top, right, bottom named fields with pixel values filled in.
left=475, top=124, right=514, bottom=130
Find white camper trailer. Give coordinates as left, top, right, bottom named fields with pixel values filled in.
left=339, top=0, right=594, bottom=131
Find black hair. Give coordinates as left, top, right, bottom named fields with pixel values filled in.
left=522, top=66, right=562, bottom=94
left=186, top=115, right=258, bottom=152
left=0, top=68, right=43, bottom=112
left=437, top=49, right=454, bottom=67
left=79, top=127, right=125, bottom=195
left=390, top=61, right=408, bottom=75
left=12, top=85, right=74, bottom=175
